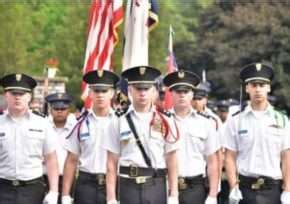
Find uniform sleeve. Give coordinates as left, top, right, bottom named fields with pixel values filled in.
left=223, top=117, right=238, bottom=152
left=63, top=123, right=81, bottom=155
left=102, top=116, right=121, bottom=155
left=43, top=120, right=58, bottom=155
left=204, top=120, right=221, bottom=156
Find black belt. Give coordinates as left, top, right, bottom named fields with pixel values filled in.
left=178, top=175, right=205, bottom=190
left=0, top=177, right=43, bottom=187
left=78, top=171, right=106, bottom=185
left=119, top=166, right=167, bottom=177
left=239, top=174, right=282, bottom=190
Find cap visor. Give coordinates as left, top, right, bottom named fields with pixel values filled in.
left=90, top=86, right=111, bottom=91
left=171, top=85, right=192, bottom=92
left=51, top=102, right=69, bottom=109
left=8, top=89, right=29, bottom=94
left=132, top=83, right=154, bottom=89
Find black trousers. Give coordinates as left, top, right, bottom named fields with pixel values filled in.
left=74, top=173, right=106, bottom=204
left=0, top=179, right=46, bottom=204
left=239, top=184, right=282, bottom=204
left=179, top=183, right=206, bottom=204
left=218, top=180, right=229, bottom=204
left=119, top=176, right=167, bottom=204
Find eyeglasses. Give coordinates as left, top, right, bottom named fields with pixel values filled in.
left=52, top=107, right=68, bottom=111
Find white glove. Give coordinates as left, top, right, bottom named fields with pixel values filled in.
left=205, top=196, right=217, bottom=204
left=61, top=195, right=73, bottom=204
left=281, top=191, right=290, bottom=204
left=43, top=191, right=59, bottom=204
left=168, top=196, right=179, bottom=204
left=107, top=200, right=119, bottom=204
left=229, top=185, right=243, bottom=204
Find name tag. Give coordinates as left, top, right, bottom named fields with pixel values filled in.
left=120, top=130, right=131, bottom=139
left=269, top=124, right=282, bottom=129
left=29, top=128, right=43, bottom=132
left=79, top=132, right=90, bottom=141
left=238, top=129, right=248, bottom=135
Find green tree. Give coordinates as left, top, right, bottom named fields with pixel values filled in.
left=189, top=0, right=290, bottom=109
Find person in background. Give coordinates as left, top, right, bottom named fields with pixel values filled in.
left=215, top=99, right=231, bottom=204
left=192, top=82, right=222, bottom=130
left=45, top=92, right=76, bottom=204
left=216, top=100, right=230, bottom=123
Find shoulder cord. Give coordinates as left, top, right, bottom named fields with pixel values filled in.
left=153, top=111, right=180, bottom=143
left=66, top=110, right=89, bottom=139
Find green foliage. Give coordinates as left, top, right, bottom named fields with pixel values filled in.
left=0, top=1, right=203, bottom=103
left=4, top=0, right=290, bottom=111
left=188, top=0, right=290, bottom=108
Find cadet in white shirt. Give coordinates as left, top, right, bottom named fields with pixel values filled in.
left=45, top=92, right=76, bottom=204
left=192, top=82, right=222, bottom=130
left=224, top=62, right=290, bottom=204
left=61, top=70, right=119, bottom=204
left=215, top=100, right=231, bottom=204
left=0, top=73, right=59, bottom=204
left=163, top=70, right=220, bottom=204
left=104, top=66, right=179, bottom=204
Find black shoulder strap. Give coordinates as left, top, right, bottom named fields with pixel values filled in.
left=125, top=113, right=152, bottom=168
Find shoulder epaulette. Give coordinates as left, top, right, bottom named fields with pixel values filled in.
left=158, top=108, right=172, bottom=117
left=274, top=108, right=287, bottom=116
left=32, top=110, right=46, bottom=118
left=115, top=108, right=127, bottom=117
left=198, top=112, right=219, bottom=130
left=197, top=111, right=210, bottom=119
left=274, top=108, right=288, bottom=128
left=232, top=110, right=241, bottom=117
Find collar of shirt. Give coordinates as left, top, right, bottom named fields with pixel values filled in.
left=243, top=103, right=274, bottom=117
left=48, top=115, right=75, bottom=130
left=5, top=109, right=32, bottom=121
left=126, top=104, right=156, bottom=119
left=171, top=107, right=197, bottom=121
left=87, top=108, right=114, bottom=120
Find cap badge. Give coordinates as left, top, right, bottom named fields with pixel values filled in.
left=57, top=93, right=63, bottom=99
left=16, top=74, right=22, bottom=82
left=139, top=67, right=146, bottom=75
left=178, top=71, right=185, bottom=79
left=97, top=70, right=104, bottom=77
left=256, top=63, right=262, bottom=71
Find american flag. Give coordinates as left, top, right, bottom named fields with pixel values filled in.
left=82, top=0, right=124, bottom=108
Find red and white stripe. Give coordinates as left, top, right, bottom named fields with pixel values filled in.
left=82, top=0, right=123, bottom=108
